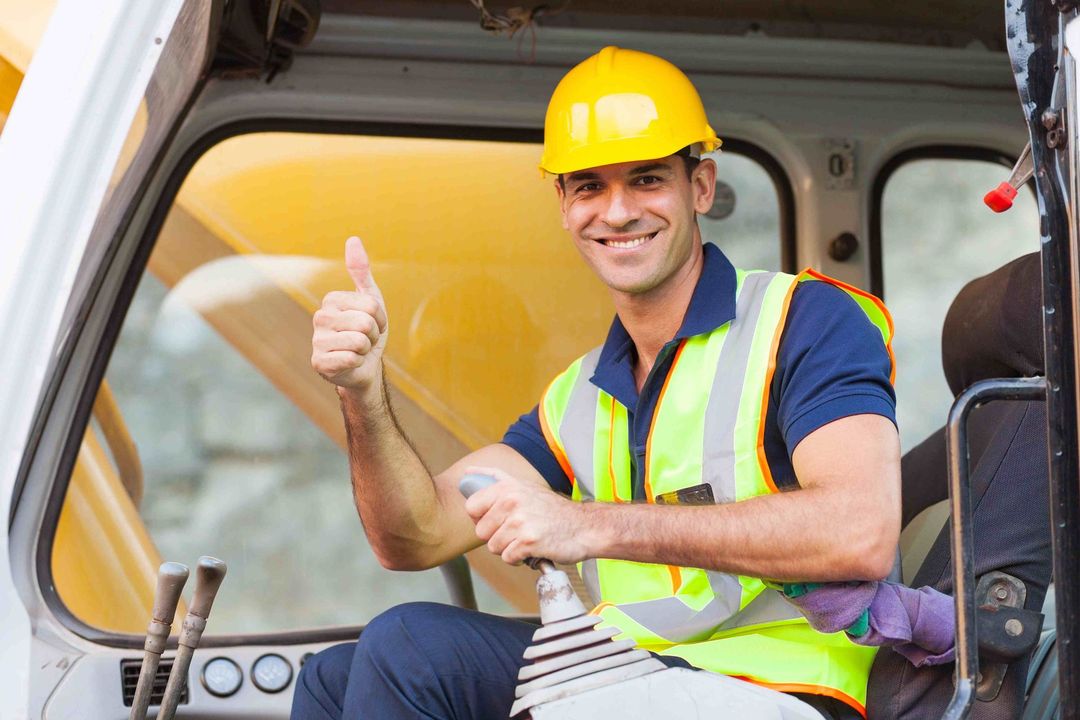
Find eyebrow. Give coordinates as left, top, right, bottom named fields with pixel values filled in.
left=566, top=171, right=601, bottom=184
left=629, top=163, right=670, bottom=176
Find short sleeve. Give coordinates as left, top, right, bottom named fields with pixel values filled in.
left=773, top=280, right=897, bottom=455
left=501, top=406, right=574, bottom=495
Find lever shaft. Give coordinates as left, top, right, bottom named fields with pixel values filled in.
left=157, top=556, right=227, bottom=720
left=130, top=562, right=188, bottom=720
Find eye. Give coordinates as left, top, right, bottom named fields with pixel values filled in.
left=634, top=175, right=663, bottom=186
left=575, top=182, right=601, bottom=194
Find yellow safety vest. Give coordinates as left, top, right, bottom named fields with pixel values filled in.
left=537, top=268, right=895, bottom=717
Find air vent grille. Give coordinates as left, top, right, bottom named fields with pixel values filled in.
left=120, top=658, right=188, bottom=707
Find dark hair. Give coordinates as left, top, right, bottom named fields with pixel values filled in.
left=557, top=146, right=701, bottom=190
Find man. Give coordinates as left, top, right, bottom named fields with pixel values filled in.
left=294, top=47, right=900, bottom=720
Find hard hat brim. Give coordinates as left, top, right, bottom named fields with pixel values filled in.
left=539, top=133, right=722, bottom=176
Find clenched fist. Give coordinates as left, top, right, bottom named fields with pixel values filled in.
left=311, top=236, right=389, bottom=391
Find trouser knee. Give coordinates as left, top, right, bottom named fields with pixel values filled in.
left=355, top=601, right=462, bottom=670
left=291, top=642, right=354, bottom=720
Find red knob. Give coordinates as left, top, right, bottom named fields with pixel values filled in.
left=984, top=182, right=1019, bottom=213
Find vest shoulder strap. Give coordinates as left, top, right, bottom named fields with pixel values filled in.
left=538, top=347, right=602, bottom=489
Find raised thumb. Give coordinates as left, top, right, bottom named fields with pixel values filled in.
left=344, top=236, right=375, bottom=291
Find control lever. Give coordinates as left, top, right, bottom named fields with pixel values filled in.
left=459, top=474, right=559, bottom=578
left=458, top=474, right=664, bottom=718
left=129, top=562, right=188, bottom=720
left=157, top=556, right=227, bottom=720
left=984, top=142, right=1033, bottom=212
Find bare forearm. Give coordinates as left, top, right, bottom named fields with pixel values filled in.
left=339, top=381, right=450, bottom=569
left=583, top=486, right=898, bottom=582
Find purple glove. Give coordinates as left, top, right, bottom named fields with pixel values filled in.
left=782, top=581, right=956, bottom=667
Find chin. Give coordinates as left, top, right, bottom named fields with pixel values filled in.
left=600, top=271, right=663, bottom=296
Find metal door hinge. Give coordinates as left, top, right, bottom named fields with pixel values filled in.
left=1043, top=108, right=1067, bottom=149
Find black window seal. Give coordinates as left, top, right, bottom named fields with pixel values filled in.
left=869, top=144, right=1020, bottom=300
left=35, top=118, right=796, bottom=649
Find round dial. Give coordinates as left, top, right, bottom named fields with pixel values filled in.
left=201, top=657, right=243, bottom=698
left=251, top=653, right=293, bottom=693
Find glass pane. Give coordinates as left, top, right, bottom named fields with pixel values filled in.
left=881, top=157, right=1039, bottom=451
left=700, top=151, right=783, bottom=271
left=54, top=132, right=785, bottom=634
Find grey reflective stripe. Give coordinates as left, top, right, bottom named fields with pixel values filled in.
left=701, top=271, right=777, bottom=504
left=560, top=348, right=602, bottom=500
left=704, top=571, right=745, bottom=618
left=718, top=586, right=804, bottom=631
left=697, top=272, right=779, bottom=625
left=617, top=594, right=743, bottom=644
left=580, top=558, right=601, bottom=604
left=618, top=587, right=803, bottom=643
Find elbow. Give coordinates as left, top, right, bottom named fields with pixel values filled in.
left=842, top=530, right=898, bottom=581
left=372, top=546, right=429, bottom=572
left=369, top=533, right=446, bottom=571
left=857, top=547, right=896, bottom=582
left=838, top=501, right=900, bottom=581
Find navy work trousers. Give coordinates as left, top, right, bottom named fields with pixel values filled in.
left=290, top=601, right=858, bottom=720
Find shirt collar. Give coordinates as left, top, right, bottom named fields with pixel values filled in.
left=591, top=242, right=738, bottom=406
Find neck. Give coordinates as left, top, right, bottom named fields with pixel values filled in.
left=613, top=240, right=705, bottom=388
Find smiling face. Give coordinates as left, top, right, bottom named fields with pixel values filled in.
left=555, top=154, right=717, bottom=300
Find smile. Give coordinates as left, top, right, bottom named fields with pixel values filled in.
left=600, top=232, right=658, bottom=249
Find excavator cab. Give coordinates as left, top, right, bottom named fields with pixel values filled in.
left=0, top=1, right=1077, bottom=718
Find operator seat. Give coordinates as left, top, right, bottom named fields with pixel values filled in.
left=866, top=253, right=1053, bottom=719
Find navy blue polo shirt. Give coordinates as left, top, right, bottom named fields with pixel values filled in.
left=502, top=242, right=896, bottom=497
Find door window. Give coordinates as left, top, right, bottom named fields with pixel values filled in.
left=878, top=154, right=1039, bottom=450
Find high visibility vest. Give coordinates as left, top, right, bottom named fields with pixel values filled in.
left=538, top=268, right=895, bottom=717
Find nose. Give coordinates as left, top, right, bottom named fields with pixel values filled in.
left=598, top=184, right=642, bottom=230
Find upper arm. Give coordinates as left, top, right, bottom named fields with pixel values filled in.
left=791, top=413, right=901, bottom=498
left=779, top=283, right=901, bottom=573
left=790, top=413, right=901, bottom=577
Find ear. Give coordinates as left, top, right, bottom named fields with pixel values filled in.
left=554, top=178, right=570, bottom=230
left=691, top=158, right=717, bottom=215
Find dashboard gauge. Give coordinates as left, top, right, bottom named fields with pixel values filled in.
left=201, top=657, right=243, bottom=698
left=251, top=653, right=293, bottom=693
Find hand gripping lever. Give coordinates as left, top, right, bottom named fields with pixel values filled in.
left=157, top=556, right=227, bottom=720
left=129, top=562, right=188, bottom=720
left=458, top=474, right=664, bottom=718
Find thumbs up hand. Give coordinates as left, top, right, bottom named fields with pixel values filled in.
left=311, top=237, right=389, bottom=391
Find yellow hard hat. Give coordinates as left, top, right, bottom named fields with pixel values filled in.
left=539, top=46, right=721, bottom=175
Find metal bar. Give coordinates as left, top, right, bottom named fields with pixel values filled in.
left=439, top=556, right=478, bottom=611
left=941, top=377, right=1047, bottom=720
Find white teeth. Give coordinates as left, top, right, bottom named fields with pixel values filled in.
left=604, top=234, right=653, bottom=249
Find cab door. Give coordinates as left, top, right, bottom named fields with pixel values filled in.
left=0, top=1, right=215, bottom=716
